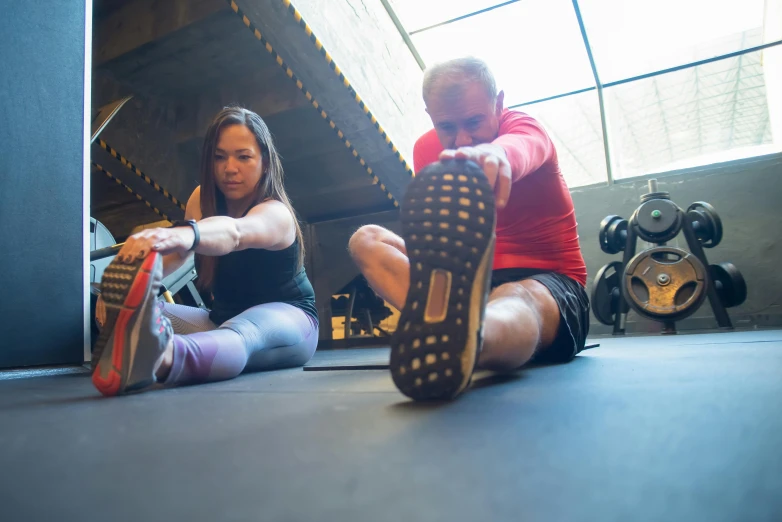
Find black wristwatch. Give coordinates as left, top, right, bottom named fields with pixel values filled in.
left=171, top=219, right=200, bottom=251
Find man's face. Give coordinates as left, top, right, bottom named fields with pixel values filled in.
left=426, top=80, right=504, bottom=149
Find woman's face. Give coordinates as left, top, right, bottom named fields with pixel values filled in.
left=213, top=124, right=264, bottom=203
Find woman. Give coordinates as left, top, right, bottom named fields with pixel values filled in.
left=92, top=106, right=318, bottom=396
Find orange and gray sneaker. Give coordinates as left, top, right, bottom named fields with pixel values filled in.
left=91, top=252, right=173, bottom=396
left=390, top=159, right=496, bottom=400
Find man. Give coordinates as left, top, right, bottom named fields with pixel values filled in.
left=349, top=57, right=589, bottom=401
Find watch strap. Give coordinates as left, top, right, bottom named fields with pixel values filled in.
left=171, top=219, right=200, bottom=251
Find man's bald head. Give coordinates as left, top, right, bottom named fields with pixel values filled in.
left=422, top=57, right=498, bottom=106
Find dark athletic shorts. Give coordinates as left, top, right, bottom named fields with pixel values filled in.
left=490, top=268, right=590, bottom=365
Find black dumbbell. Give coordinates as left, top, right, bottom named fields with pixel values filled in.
left=710, top=262, right=746, bottom=308
left=591, top=261, right=623, bottom=325
left=599, top=215, right=628, bottom=255
left=687, top=202, right=723, bottom=248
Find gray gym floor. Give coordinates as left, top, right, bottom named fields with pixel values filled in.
left=2, top=330, right=781, bottom=522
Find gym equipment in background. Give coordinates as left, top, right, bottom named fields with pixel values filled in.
left=331, top=276, right=393, bottom=341
left=592, top=179, right=747, bottom=335
left=90, top=217, right=116, bottom=284
left=89, top=219, right=206, bottom=353
left=91, top=95, right=133, bottom=144
left=90, top=218, right=118, bottom=352
left=90, top=237, right=205, bottom=309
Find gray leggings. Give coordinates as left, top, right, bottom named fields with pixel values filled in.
left=161, top=302, right=319, bottom=385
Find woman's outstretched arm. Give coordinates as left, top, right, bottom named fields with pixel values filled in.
left=112, top=188, right=296, bottom=268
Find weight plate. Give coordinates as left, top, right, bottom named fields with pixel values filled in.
left=591, top=261, right=623, bottom=325
left=640, top=191, right=671, bottom=202
left=623, top=246, right=708, bottom=321
left=635, top=199, right=682, bottom=243
left=710, top=262, right=747, bottom=308
left=687, top=201, right=723, bottom=248
left=599, top=215, right=623, bottom=254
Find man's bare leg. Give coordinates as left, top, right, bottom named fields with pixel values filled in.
left=349, top=227, right=559, bottom=368
left=350, top=161, right=569, bottom=400
left=478, top=280, right=561, bottom=371
left=348, top=225, right=409, bottom=310
left=350, top=226, right=562, bottom=371
left=349, top=225, right=452, bottom=331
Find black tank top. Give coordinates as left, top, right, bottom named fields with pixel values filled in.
left=208, top=239, right=318, bottom=325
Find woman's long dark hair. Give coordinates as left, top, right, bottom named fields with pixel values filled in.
left=196, top=106, right=304, bottom=291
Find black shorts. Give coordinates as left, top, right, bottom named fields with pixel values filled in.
left=490, top=268, right=590, bottom=365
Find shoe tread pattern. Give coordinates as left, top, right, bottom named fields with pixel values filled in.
left=390, top=160, right=496, bottom=400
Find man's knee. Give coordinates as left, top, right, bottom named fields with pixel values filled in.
left=348, top=225, right=380, bottom=262
left=348, top=224, right=398, bottom=262
left=487, top=279, right=561, bottom=355
left=490, top=280, right=557, bottom=325
left=489, top=280, right=534, bottom=303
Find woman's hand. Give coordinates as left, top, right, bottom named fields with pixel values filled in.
left=115, top=226, right=195, bottom=264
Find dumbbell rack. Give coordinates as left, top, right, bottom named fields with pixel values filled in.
left=594, top=179, right=746, bottom=335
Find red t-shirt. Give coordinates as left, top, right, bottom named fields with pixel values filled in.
left=413, top=109, right=587, bottom=286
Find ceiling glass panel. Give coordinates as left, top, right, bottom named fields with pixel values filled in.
left=579, top=0, right=768, bottom=83
left=520, top=90, right=608, bottom=187
left=604, top=46, right=781, bottom=179
left=388, top=0, right=510, bottom=34
left=411, top=0, right=595, bottom=106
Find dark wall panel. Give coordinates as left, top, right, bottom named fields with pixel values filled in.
left=0, top=1, right=88, bottom=367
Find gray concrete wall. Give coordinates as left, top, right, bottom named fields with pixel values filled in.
left=574, top=153, right=782, bottom=334
left=288, top=0, right=431, bottom=166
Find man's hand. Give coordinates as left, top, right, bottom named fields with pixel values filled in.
left=439, top=144, right=512, bottom=209
left=115, top=227, right=194, bottom=264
